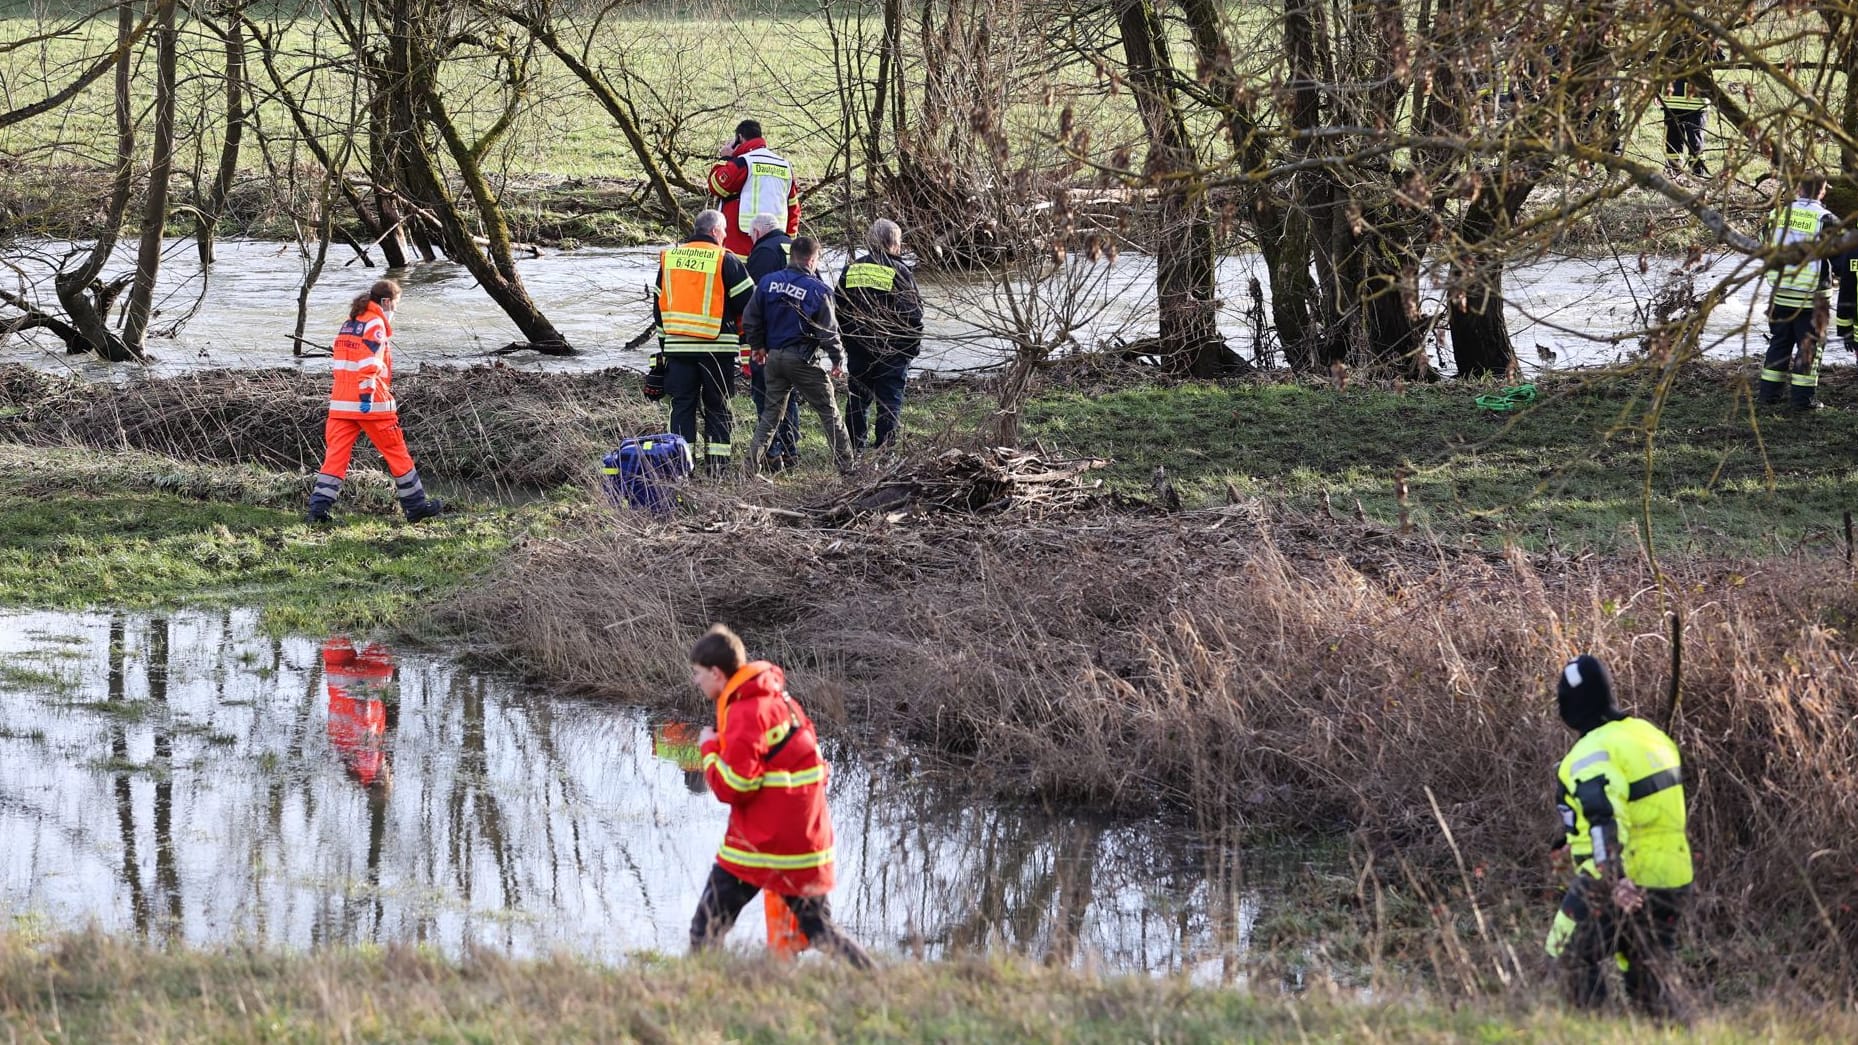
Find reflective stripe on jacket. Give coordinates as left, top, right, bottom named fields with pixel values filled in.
left=699, top=661, right=836, bottom=895
left=1662, top=80, right=1709, bottom=111
left=655, top=240, right=756, bottom=353
left=708, top=138, right=801, bottom=256
left=1766, top=198, right=1834, bottom=306
left=328, top=303, right=395, bottom=418
left=1557, top=716, right=1693, bottom=889
left=837, top=253, right=925, bottom=362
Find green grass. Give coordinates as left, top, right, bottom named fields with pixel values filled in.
left=1012, top=369, right=1858, bottom=556
left=1, top=931, right=1854, bottom=1043
left=0, top=446, right=524, bottom=634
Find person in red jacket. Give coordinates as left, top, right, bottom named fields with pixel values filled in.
left=708, top=120, right=799, bottom=258
left=687, top=624, right=872, bottom=968
left=306, top=279, right=444, bottom=524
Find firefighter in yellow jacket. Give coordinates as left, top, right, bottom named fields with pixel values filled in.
left=1544, top=654, right=1692, bottom=1019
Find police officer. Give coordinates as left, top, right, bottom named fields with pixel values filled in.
left=741, top=236, right=854, bottom=476
left=838, top=219, right=924, bottom=451
left=1760, top=175, right=1836, bottom=412
left=745, top=213, right=800, bottom=472
left=1544, top=654, right=1693, bottom=1020
left=654, top=209, right=756, bottom=475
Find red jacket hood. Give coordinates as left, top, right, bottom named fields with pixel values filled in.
left=731, top=137, right=769, bottom=158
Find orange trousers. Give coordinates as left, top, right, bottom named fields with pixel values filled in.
left=318, top=415, right=416, bottom=479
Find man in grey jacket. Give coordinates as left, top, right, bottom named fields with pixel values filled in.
left=741, top=236, right=855, bottom=476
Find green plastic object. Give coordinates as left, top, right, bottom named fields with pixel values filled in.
left=1474, top=384, right=1537, bottom=412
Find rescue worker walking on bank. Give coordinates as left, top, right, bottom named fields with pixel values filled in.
left=1759, top=174, right=1837, bottom=412
left=688, top=625, right=873, bottom=968
left=742, top=236, right=855, bottom=476
left=655, top=210, right=756, bottom=475
left=1545, top=654, right=1693, bottom=1020
left=709, top=120, right=799, bottom=259
left=838, top=219, right=924, bottom=451
left=745, top=213, right=801, bottom=472
left=1659, top=76, right=1711, bottom=176
left=306, top=279, right=444, bottom=524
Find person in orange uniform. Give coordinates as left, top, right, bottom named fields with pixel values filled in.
left=323, top=636, right=395, bottom=790
left=306, top=279, right=445, bottom=523
left=654, top=211, right=756, bottom=475
left=707, top=120, right=799, bottom=258
left=687, top=624, right=872, bottom=968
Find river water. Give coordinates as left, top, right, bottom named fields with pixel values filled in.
left=0, top=238, right=1777, bottom=379
left=0, top=608, right=1269, bottom=976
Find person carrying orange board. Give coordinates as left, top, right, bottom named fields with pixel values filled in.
left=306, top=279, right=445, bottom=524
left=686, top=624, right=872, bottom=968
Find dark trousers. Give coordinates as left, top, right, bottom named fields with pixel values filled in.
left=689, top=863, right=873, bottom=969
left=847, top=353, right=910, bottom=450
left=749, top=358, right=802, bottom=460
left=1556, top=879, right=1689, bottom=1020
left=1761, top=300, right=1823, bottom=408
left=665, top=353, right=737, bottom=462
left=1663, top=107, right=1706, bottom=166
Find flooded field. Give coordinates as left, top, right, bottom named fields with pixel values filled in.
left=0, top=608, right=1273, bottom=977
left=0, top=239, right=1775, bottom=379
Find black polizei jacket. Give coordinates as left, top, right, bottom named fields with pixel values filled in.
left=835, top=252, right=924, bottom=362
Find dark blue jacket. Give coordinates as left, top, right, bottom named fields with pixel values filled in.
left=742, top=264, right=843, bottom=366
left=746, top=232, right=793, bottom=284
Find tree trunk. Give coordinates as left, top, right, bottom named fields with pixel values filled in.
left=123, top=0, right=178, bottom=352
left=53, top=1, right=140, bottom=362
left=498, top=4, right=682, bottom=227
left=1278, top=0, right=1330, bottom=370
left=386, top=0, right=569, bottom=350
left=416, top=92, right=570, bottom=350
left=196, top=3, right=247, bottom=267
left=1113, top=0, right=1226, bottom=376
left=1448, top=179, right=1536, bottom=376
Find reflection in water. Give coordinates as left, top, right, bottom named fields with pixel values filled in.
left=0, top=608, right=1261, bottom=973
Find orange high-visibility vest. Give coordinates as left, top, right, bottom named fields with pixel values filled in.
left=658, top=241, right=732, bottom=344
left=328, top=302, right=395, bottom=418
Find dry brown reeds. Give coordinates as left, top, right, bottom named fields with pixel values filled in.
left=0, top=364, right=659, bottom=491
left=450, top=466, right=1858, bottom=996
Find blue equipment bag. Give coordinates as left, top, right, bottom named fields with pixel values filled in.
left=602, top=433, right=693, bottom=516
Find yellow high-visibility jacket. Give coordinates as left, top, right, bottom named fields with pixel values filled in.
left=1557, top=716, right=1693, bottom=889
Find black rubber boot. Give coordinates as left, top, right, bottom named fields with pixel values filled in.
left=393, top=468, right=445, bottom=522
left=404, top=497, right=447, bottom=523
left=306, top=473, right=341, bottom=524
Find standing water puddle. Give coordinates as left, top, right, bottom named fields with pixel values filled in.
left=0, top=608, right=1267, bottom=977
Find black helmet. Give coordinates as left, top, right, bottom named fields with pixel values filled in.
left=1556, top=654, right=1624, bottom=732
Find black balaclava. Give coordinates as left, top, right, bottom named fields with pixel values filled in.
left=1556, top=654, right=1624, bottom=733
